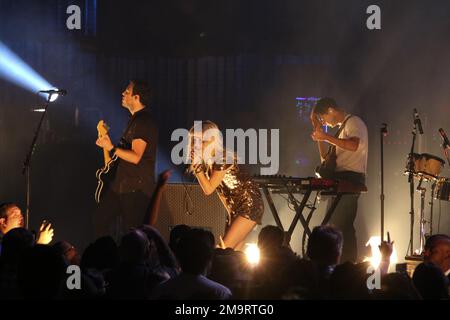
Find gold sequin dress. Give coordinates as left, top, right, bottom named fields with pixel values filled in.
left=203, top=158, right=264, bottom=226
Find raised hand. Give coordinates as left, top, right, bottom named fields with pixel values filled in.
left=36, top=221, right=54, bottom=245
left=379, top=233, right=394, bottom=260
left=157, top=169, right=172, bottom=186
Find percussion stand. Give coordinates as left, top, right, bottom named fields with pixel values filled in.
left=416, top=178, right=426, bottom=255
left=431, top=143, right=450, bottom=238
left=429, top=181, right=436, bottom=236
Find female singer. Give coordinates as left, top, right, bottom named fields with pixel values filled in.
left=187, top=120, right=264, bottom=250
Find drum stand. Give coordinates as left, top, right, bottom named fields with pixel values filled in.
left=429, top=182, right=436, bottom=236
left=414, top=178, right=437, bottom=255
left=416, top=178, right=426, bottom=255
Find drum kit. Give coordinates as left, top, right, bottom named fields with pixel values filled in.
left=406, top=152, right=450, bottom=201
left=404, top=144, right=450, bottom=256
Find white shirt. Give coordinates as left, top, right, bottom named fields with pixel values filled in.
left=335, top=115, right=368, bottom=174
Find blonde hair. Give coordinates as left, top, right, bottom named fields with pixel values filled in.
left=187, top=120, right=235, bottom=172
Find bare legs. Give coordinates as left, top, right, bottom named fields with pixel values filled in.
left=221, top=215, right=257, bottom=250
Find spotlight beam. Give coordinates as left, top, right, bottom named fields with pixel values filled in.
left=0, top=41, right=64, bottom=228
left=0, top=41, right=55, bottom=99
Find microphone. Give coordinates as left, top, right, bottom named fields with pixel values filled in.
left=381, top=123, right=388, bottom=137
left=438, top=128, right=450, bottom=147
left=413, top=108, right=424, bottom=135
left=39, top=89, right=67, bottom=96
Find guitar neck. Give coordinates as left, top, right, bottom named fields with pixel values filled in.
left=97, top=120, right=114, bottom=166
left=103, top=148, right=111, bottom=166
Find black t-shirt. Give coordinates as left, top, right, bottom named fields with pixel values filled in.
left=111, top=108, right=158, bottom=196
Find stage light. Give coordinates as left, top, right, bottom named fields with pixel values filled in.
left=245, top=243, right=260, bottom=266
left=0, top=41, right=55, bottom=99
left=32, top=108, right=46, bottom=113
left=364, top=236, right=398, bottom=270
left=47, top=93, right=59, bottom=102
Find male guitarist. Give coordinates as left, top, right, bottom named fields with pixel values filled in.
left=310, top=97, right=368, bottom=263
left=95, top=80, right=158, bottom=239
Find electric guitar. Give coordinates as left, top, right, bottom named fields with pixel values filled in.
left=315, top=144, right=337, bottom=179
left=315, top=115, right=353, bottom=179
left=95, top=120, right=118, bottom=203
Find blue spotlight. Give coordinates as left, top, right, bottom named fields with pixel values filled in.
left=0, top=41, right=57, bottom=100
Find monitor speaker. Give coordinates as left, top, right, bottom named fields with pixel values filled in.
left=155, top=183, right=228, bottom=243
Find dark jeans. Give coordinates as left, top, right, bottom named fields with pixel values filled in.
left=93, top=189, right=152, bottom=241
left=327, top=194, right=360, bottom=263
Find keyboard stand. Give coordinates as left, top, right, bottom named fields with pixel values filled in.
left=260, top=184, right=339, bottom=248
left=320, top=193, right=343, bottom=225
left=255, top=175, right=366, bottom=249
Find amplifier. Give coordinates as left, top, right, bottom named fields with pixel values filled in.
left=155, top=183, right=227, bottom=244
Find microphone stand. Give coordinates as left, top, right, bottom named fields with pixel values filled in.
left=22, top=94, right=54, bottom=229
left=406, top=119, right=418, bottom=257
left=380, top=124, right=388, bottom=242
